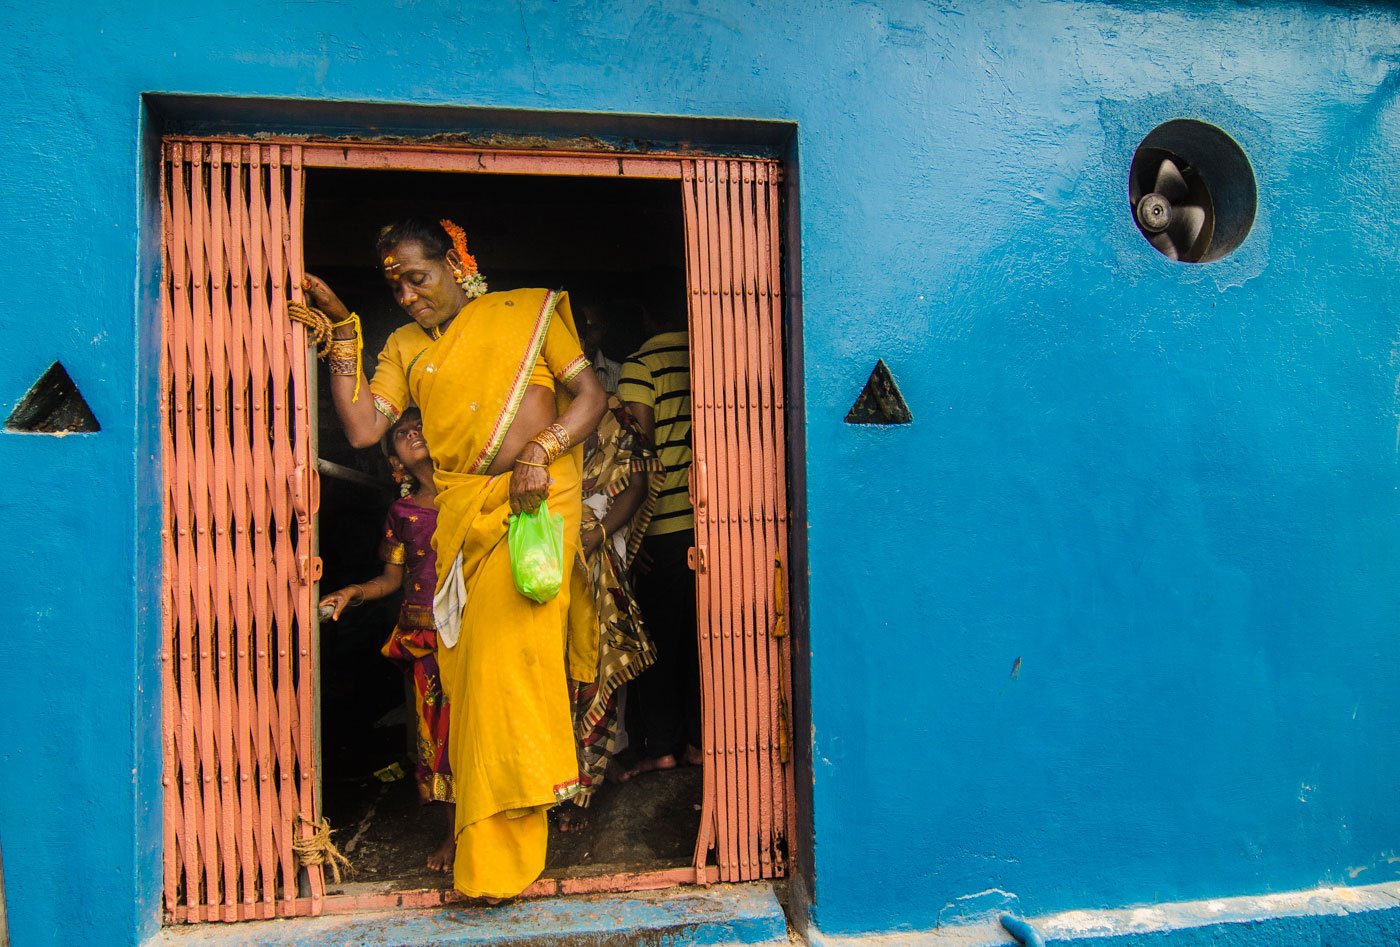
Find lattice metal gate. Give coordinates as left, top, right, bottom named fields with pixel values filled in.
left=683, top=158, right=796, bottom=883
left=160, top=140, right=323, bottom=922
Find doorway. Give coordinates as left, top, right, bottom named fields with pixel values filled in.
left=306, top=167, right=700, bottom=894
left=158, top=138, right=794, bottom=923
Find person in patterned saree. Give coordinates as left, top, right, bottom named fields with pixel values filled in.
left=557, top=395, right=663, bottom=832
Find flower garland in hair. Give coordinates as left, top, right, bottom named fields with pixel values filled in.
left=439, top=218, right=488, bottom=299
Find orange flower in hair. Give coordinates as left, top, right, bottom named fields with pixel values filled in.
left=439, top=218, right=487, bottom=298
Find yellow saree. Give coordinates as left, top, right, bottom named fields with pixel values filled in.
left=410, top=288, right=588, bottom=899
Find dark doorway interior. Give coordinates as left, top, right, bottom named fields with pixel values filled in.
left=303, top=167, right=701, bottom=894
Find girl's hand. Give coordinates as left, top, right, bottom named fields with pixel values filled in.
left=510, top=444, right=551, bottom=514
left=318, top=587, right=358, bottom=621
left=581, top=522, right=605, bottom=558
left=302, top=274, right=353, bottom=327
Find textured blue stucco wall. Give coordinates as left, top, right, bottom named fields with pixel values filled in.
left=0, top=2, right=1398, bottom=945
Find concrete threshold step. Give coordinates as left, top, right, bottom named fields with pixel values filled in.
left=152, top=882, right=789, bottom=946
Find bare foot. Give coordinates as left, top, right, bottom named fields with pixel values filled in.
left=426, top=836, right=454, bottom=873
left=619, top=753, right=677, bottom=782
left=557, top=802, right=589, bottom=833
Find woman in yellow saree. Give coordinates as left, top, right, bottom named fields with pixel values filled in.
left=302, top=218, right=606, bottom=899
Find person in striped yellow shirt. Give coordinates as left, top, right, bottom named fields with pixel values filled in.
left=616, top=303, right=703, bottom=778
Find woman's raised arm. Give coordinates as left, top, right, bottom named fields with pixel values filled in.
left=303, top=274, right=390, bottom=448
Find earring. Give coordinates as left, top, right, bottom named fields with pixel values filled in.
left=453, top=268, right=468, bottom=288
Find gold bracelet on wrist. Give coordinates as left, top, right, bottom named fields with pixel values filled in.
left=328, top=336, right=358, bottom=376
left=514, top=458, right=549, bottom=469
left=529, top=431, right=563, bottom=464
left=545, top=422, right=572, bottom=451
left=324, top=314, right=364, bottom=402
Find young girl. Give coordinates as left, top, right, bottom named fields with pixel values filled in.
left=319, top=408, right=455, bottom=872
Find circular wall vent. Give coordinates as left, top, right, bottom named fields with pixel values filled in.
left=1129, top=120, right=1256, bottom=263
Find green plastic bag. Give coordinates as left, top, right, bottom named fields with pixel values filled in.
left=508, top=499, right=566, bottom=604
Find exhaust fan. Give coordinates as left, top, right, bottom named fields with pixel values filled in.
left=1130, top=153, right=1212, bottom=262
left=1128, top=120, right=1256, bottom=264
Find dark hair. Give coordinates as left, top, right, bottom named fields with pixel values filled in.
left=375, top=218, right=452, bottom=261
left=639, top=267, right=688, bottom=331
left=380, top=406, right=423, bottom=463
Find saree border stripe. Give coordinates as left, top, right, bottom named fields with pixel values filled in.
left=559, top=354, right=591, bottom=384
left=468, top=289, right=559, bottom=475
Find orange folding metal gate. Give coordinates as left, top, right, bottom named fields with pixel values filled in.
left=683, top=158, right=796, bottom=883
left=158, top=139, right=793, bottom=921
left=160, top=140, right=324, bottom=923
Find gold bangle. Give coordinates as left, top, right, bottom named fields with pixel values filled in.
left=347, top=583, right=364, bottom=605
left=326, top=314, right=364, bottom=403
left=529, top=431, right=563, bottom=464
left=545, top=422, right=572, bottom=451
left=514, top=458, right=550, bottom=469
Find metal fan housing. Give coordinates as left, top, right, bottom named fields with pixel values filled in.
left=1127, top=120, right=1257, bottom=264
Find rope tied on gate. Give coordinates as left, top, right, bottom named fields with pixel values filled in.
left=288, top=300, right=365, bottom=402
left=287, top=300, right=335, bottom=356
left=292, top=815, right=352, bottom=883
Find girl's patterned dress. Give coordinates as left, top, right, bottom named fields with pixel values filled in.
left=379, top=496, right=453, bottom=803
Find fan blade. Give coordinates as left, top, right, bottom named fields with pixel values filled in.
left=1153, top=158, right=1189, bottom=204
left=1169, top=205, right=1206, bottom=256
left=1149, top=230, right=1179, bottom=261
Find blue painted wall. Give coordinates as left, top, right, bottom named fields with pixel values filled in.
left=1, top=1, right=1397, bottom=944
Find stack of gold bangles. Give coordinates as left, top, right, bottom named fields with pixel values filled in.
left=325, top=315, right=364, bottom=402
left=522, top=422, right=572, bottom=467
left=288, top=301, right=365, bottom=402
